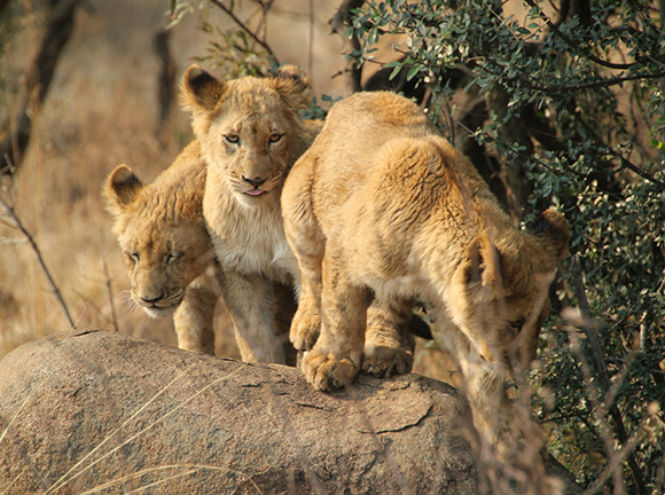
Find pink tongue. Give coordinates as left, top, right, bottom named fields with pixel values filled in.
left=245, top=189, right=265, bottom=196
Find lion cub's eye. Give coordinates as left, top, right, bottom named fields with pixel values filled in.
left=127, top=252, right=140, bottom=264
left=268, top=133, right=283, bottom=144
left=509, top=319, right=526, bottom=331
left=225, top=134, right=240, bottom=144
left=166, top=252, right=183, bottom=264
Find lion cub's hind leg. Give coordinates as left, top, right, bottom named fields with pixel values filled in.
left=363, top=297, right=415, bottom=377
left=301, top=246, right=366, bottom=391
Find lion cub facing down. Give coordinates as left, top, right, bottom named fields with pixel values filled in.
left=105, top=141, right=219, bottom=354
left=282, top=91, right=568, bottom=436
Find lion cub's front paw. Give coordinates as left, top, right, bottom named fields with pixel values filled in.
left=302, top=349, right=359, bottom=391
left=362, top=328, right=414, bottom=378
left=362, top=344, right=413, bottom=378
left=289, top=307, right=320, bottom=352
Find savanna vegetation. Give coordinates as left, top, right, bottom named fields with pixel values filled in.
left=1, top=0, right=663, bottom=493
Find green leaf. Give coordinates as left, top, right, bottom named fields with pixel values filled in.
left=406, top=64, right=421, bottom=81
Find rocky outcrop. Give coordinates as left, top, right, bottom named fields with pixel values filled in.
left=0, top=329, right=478, bottom=494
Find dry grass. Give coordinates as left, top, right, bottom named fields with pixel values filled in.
left=1, top=1, right=222, bottom=357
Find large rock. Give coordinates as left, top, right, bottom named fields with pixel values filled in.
left=0, top=330, right=478, bottom=494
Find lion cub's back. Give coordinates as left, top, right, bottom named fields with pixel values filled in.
left=158, top=141, right=206, bottom=194
left=316, top=92, right=430, bottom=176
left=149, top=140, right=207, bottom=219
left=309, top=92, right=439, bottom=226
left=327, top=91, right=429, bottom=129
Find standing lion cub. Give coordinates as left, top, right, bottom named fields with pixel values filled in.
left=180, top=64, right=320, bottom=363
left=281, top=91, right=569, bottom=448
left=105, top=141, right=298, bottom=361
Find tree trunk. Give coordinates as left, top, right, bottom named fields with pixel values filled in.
left=153, top=28, right=176, bottom=138
left=0, top=0, right=81, bottom=175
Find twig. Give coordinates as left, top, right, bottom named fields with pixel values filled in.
left=570, top=254, right=647, bottom=494
left=529, top=70, right=665, bottom=94
left=483, top=57, right=665, bottom=102
left=208, top=0, right=278, bottom=63
left=0, top=194, right=75, bottom=329
left=102, top=258, right=119, bottom=332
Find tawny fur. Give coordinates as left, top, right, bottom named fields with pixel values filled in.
left=281, top=91, right=569, bottom=447
left=104, top=141, right=219, bottom=354
left=181, top=64, right=321, bottom=363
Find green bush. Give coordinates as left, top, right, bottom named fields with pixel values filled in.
left=347, top=1, right=664, bottom=493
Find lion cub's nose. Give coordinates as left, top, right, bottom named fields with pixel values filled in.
left=242, top=175, right=266, bottom=187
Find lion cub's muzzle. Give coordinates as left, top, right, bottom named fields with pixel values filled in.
left=242, top=175, right=268, bottom=197
left=133, top=288, right=184, bottom=317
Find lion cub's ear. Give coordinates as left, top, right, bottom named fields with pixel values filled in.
left=181, top=64, right=227, bottom=112
left=462, top=234, right=502, bottom=289
left=104, top=164, right=143, bottom=215
left=530, top=208, right=570, bottom=261
left=272, top=64, right=312, bottom=111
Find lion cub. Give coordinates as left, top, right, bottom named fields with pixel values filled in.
left=281, top=91, right=569, bottom=440
left=105, top=141, right=219, bottom=354
left=181, top=66, right=431, bottom=369
left=180, top=64, right=320, bottom=363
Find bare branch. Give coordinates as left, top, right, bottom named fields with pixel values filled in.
left=526, top=70, right=665, bottom=94
left=208, top=0, right=278, bottom=64
left=570, top=255, right=646, bottom=494
left=0, top=194, right=75, bottom=329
